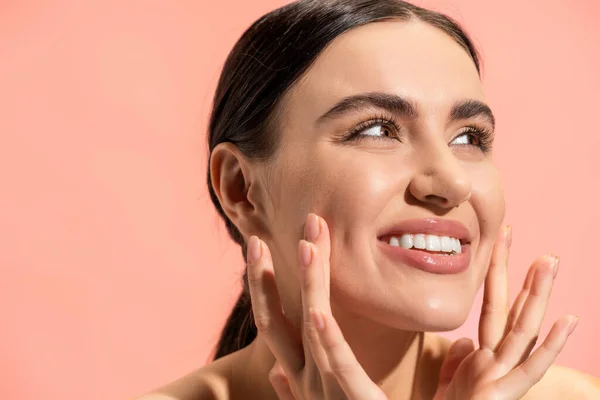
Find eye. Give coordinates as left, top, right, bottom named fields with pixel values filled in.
left=361, top=124, right=397, bottom=139
left=343, top=116, right=402, bottom=143
left=451, top=131, right=479, bottom=146
left=449, top=126, right=494, bottom=153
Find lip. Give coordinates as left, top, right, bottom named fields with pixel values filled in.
left=377, top=218, right=472, bottom=275
left=377, top=218, right=472, bottom=243
left=377, top=241, right=471, bottom=274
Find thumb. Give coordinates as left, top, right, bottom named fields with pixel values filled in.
left=434, top=338, right=475, bottom=397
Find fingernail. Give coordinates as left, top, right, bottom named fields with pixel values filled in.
left=506, top=225, right=512, bottom=248
left=310, top=308, right=326, bottom=331
left=549, top=255, right=560, bottom=278
left=305, top=213, right=321, bottom=241
left=300, top=240, right=313, bottom=267
left=568, top=316, right=579, bottom=335
left=247, top=236, right=262, bottom=264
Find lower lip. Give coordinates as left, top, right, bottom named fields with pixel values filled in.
left=377, top=240, right=471, bottom=274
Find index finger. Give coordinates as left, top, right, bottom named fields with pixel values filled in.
left=479, top=225, right=511, bottom=352
left=304, top=213, right=331, bottom=298
left=247, top=235, right=304, bottom=374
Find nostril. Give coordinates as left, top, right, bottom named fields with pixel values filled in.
left=424, top=194, right=448, bottom=205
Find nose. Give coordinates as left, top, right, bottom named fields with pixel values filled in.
left=408, top=144, right=472, bottom=209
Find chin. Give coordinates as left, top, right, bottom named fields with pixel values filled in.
left=415, top=312, right=470, bottom=332
left=363, top=293, right=474, bottom=332
left=409, top=299, right=473, bottom=332
left=347, top=293, right=474, bottom=333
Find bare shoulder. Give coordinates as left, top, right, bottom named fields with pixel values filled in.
left=132, top=354, right=237, bottom=400
left=523, top=364, right=600, bottom=400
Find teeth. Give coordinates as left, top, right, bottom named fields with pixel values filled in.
left=386, top=233, right=463, bottom=254
left=425, top=235, right=441, bottom=251
left=453, top=238, right=462, bottom=254
left=440, top=236, right=453, bottom=252
left=400, top=234, right=413, bottom=249
left=413, top=234, right=426, bottom=249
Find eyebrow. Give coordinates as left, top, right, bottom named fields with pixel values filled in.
left=450, top=99, right=495, bottom=130
left=316, top=92, right=418, bottom=124
left=316, top=92, right=495, bottom=130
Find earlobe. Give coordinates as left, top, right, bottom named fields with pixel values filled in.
left=209, top=142, right=266, bottom=238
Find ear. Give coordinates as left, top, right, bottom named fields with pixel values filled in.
left=209, top=142, right=269, bottom=239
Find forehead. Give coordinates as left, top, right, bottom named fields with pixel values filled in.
left=286, top=19, right=485, bottom=116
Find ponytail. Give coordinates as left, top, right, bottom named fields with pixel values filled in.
left=212, top=268, right=257, bottom=360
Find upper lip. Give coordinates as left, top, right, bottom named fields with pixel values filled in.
left=377, top=217, right=472, bottom=243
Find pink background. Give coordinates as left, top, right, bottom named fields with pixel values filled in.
left=1, top=0, right=598, bottom=398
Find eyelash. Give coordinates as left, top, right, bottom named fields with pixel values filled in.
left=343, top=113, right=494, bottom=154
left=458, top=125, right=494, bottom=153
left=344, top=113, right=402, bottom=143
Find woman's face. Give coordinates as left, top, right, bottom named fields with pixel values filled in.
left=260, top=20, right=505, bottom=331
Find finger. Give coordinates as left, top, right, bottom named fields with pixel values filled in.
left=247, top=236, right=304, bottom=375
left=504, top=256, right=558, bottom=336
left=298, top=239, right=333, bottom=386
left=513, top=265, right=560, bottom=369
left=503, top=264, right=536, bottom=336
left=479, top=225, right=512, bottom=352
left=300, top=214, right=334, bottom=388
left=491, top=315, right=578, bottom=399
left=495, top=256, right=558, bottom=370
left=269, top=361, right=296, bottom=400
left=311, top=308, right=387, bottom=400
left=305, top=213, right=331, bottom=298
left=434, top=338, right=475, bottom=399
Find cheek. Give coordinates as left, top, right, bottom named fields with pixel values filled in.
left=470, top=163, right=505, bottom=283
left=313, top=151, right=407, bottom=240
left=471, top=163, right=505, bottom=237
left=271, top=149, right=404, bottom=270
left=323, top=165, right=390, bottom=222
left=311, top=153, right=412, bottom=289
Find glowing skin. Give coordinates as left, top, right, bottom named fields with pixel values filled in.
left=148, top=18, right=597, bottom=400
left=223, top=20, right=503, bottom=398
left=265, top=20, right=503, bottom=336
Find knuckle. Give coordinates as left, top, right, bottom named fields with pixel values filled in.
left=254, top=314, right=273, bottom=334
left=541, top=338, right=561, bottom=353
left=269, top=369, right=286, bottom=385
left=330, top=358, right=359, bottom=378
left=247, top=271, right=262, bottom=287
left=268, top=371, right=278, bottom=385
left=303, top=323, right=320, bottom=345
left=520, top=362, right=545, bottom=385
left=268, top=368, right=277, bottom=380
left=512, top=322, right=528, bottom=338
left=481, top=302, right=501, bottom=316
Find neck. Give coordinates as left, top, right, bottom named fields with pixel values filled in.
left=234, top=309, right=444, bottom=400
left=334, top=306, right=424, bottom=399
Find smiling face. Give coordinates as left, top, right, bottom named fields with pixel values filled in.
left=259, top=19, right=505, bottom=332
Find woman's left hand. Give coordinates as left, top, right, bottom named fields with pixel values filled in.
left=432, top=226, right=578, bottom=399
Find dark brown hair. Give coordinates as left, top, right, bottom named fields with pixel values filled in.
left=207, top=0, right=481, bottom=360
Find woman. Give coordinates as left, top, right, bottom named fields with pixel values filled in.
left=137, top=0, right=600, bottom=399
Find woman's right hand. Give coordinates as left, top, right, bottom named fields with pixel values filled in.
left=246, top=212, right=389, bottom=399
